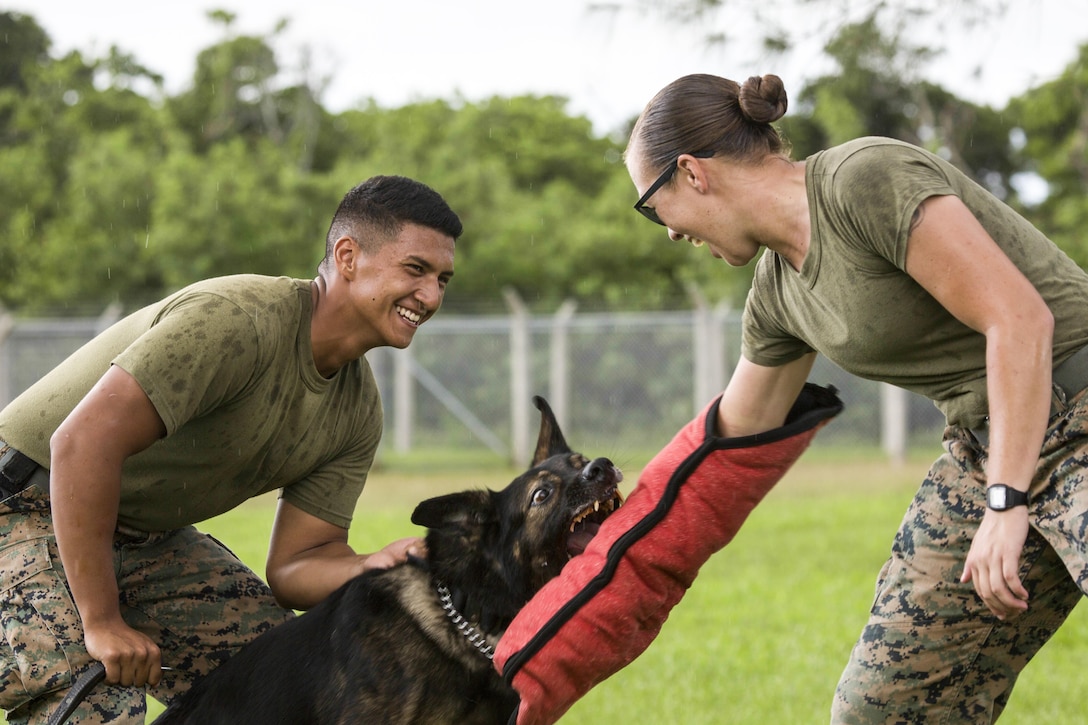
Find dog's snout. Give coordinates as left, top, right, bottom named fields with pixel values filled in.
left=582, top=457, right=617, bottom=483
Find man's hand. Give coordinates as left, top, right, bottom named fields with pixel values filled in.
left=50, top=365, right=168, bottom=688
left=360, top=537, right=426, bottom=572
left=84, top=617, right=162, bottom=687
left=960, top=507, right=1031, bottom=619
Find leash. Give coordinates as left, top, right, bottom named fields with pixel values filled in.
left=47, top=662, right=106, bottom=725
left=46, top=663, right=175, bottom=724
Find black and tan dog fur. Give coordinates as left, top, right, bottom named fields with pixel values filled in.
left=153, top=396, right=622, bottom=725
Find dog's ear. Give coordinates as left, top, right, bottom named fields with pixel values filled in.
left=411, top=490, right=493, bottom=529
left=530, top=395, right=571, bottom=467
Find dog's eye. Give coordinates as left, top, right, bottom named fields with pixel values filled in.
left=531, top=487, right=552, bottom=506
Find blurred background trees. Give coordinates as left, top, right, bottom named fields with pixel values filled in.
left=1, top=6, right=1085, bottom=314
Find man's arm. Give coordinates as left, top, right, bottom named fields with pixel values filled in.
left=266, top=500, right=424, bottom=610
left=50, top=364, right=167, bottom=688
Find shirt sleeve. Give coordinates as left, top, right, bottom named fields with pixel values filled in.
left=824, top=143, right=957, bottom=269
left=740, top=273, right=815, bottom=367
left=279, top=368, right=384, bottom=530
left=112, top=291, right=261, bottom=435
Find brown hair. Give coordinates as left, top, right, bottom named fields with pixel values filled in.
left=626, top=74, right=790, bottom=174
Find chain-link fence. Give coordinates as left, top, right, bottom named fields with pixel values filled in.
left=370, top=307, right=945, bottom=467
left=1, top=305, right=946, bottom=468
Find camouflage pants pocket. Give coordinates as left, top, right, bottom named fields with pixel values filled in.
left=834, top=521, right=1081, bottom=724
left=832, top=427, right=1085, bottom=725
left=0, top=536, right=82, bottom=712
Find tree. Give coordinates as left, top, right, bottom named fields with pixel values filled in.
left=1006, top=43, right=1088, bottom=266
left=782, top=14, right=1017, bottom=199
left=5, top=5, right=1079, bottom=317
left=24, top=129, right=163, bottom=309
left=166, top=9, right=333, bottom=174
left=150, top=137, right=334, bottom=290
left=630, top=0, right=1004, bottom=73
left=0, top=12, right=50, bottom=93
left=325, top=95, right=716, bottom=312
left=0, top=38, right=109, bottom=308
left=0, top=16, right=170, bottom=311
left=168, top=28, right=284, bottom=151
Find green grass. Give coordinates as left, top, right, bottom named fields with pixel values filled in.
left=12, top=450, right=1087, bottom=723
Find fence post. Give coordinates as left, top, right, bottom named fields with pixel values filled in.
left=549, top=299, right=577, bottom=430
left=881, top=383, right=908, bottom=465
left=709, top=299, right=731, bottom=401
left=95, top=302, right=123, bottom=334
left=504, top=288, right=531, bottom=467
left=687, top=283, right=714, bottom=414
left=0, top=309, right=14, bottom=407
left=393, top=347, right=414, bottom=453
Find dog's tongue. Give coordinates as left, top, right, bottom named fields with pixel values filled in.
left=566, top=522, right=601, bottom=556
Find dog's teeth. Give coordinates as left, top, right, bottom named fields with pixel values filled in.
left=594, top=501, right=600, bottom=512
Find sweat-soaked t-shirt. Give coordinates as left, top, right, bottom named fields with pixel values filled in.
left=742, top=137, right=1088, bottom=429
left=0, top=274, right=381, bottom=531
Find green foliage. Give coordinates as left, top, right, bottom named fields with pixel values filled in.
left=328, top=95, right=740, bottom=311
left=150, top=137, right=332, bottom=287
left=0, top=11, right=51, bottom=93
left=169, top=36, right=274, bottom=148
left=0, top=136, right=52, bottom=295
left=34, top=129, right=162, bottom=306
left=1006, top=44, right=1088, bottom=266
left=1, top=9, right=1086, bottom=316
left=785, top=12, right=1020, bottom=203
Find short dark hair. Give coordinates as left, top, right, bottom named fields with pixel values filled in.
left=321, top=175, right=462, bottom=270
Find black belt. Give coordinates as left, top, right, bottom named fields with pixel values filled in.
left=971, top=344, right=1088, bottom=447
left=1052, top=344, right=1088, bottom=407
left=0, top=443, right=45, bottom=501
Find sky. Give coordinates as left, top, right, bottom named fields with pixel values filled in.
left=9, top=0, right=1088, bottom=135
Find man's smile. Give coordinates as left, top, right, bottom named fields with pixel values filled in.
left=396, top=305, right=423, bottom=326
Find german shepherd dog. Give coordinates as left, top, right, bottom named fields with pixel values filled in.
left=153, top=396, right=623, bottom=724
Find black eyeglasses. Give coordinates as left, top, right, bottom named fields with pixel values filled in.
left=633, top=150, right=715, bottom=226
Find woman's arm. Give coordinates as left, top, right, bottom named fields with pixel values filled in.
left=904, top=194, right=1053, bottom=620
left=719, top=352, right=818, bottom=437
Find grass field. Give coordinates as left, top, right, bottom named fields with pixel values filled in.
left=12, top=448, right=1087, bottom=723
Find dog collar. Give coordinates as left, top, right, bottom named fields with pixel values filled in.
left=437, top=584, right=496, bottom=661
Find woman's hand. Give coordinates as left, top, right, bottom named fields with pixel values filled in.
left=960, top=508, right=1031, bottom=619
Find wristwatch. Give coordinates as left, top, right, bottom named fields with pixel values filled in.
left=986, top=484, right=1029, bottom=511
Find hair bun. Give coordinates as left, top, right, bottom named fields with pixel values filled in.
left=738, top=75, right=788, bottom=124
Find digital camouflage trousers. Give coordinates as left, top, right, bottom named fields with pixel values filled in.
left=833, top=388, right=1088, bottom=724
left=0, top=484, right=293, bottom=724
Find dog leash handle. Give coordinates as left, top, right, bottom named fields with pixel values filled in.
left=47, top=661, right=107, bottom=725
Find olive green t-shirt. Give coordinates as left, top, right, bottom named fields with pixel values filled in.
left=742, top=137, right=1088, bottom=429
left=0, top=275, right=381, bottom=531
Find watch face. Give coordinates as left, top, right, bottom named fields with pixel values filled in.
left=988, top=486, right=1008, bottom=509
